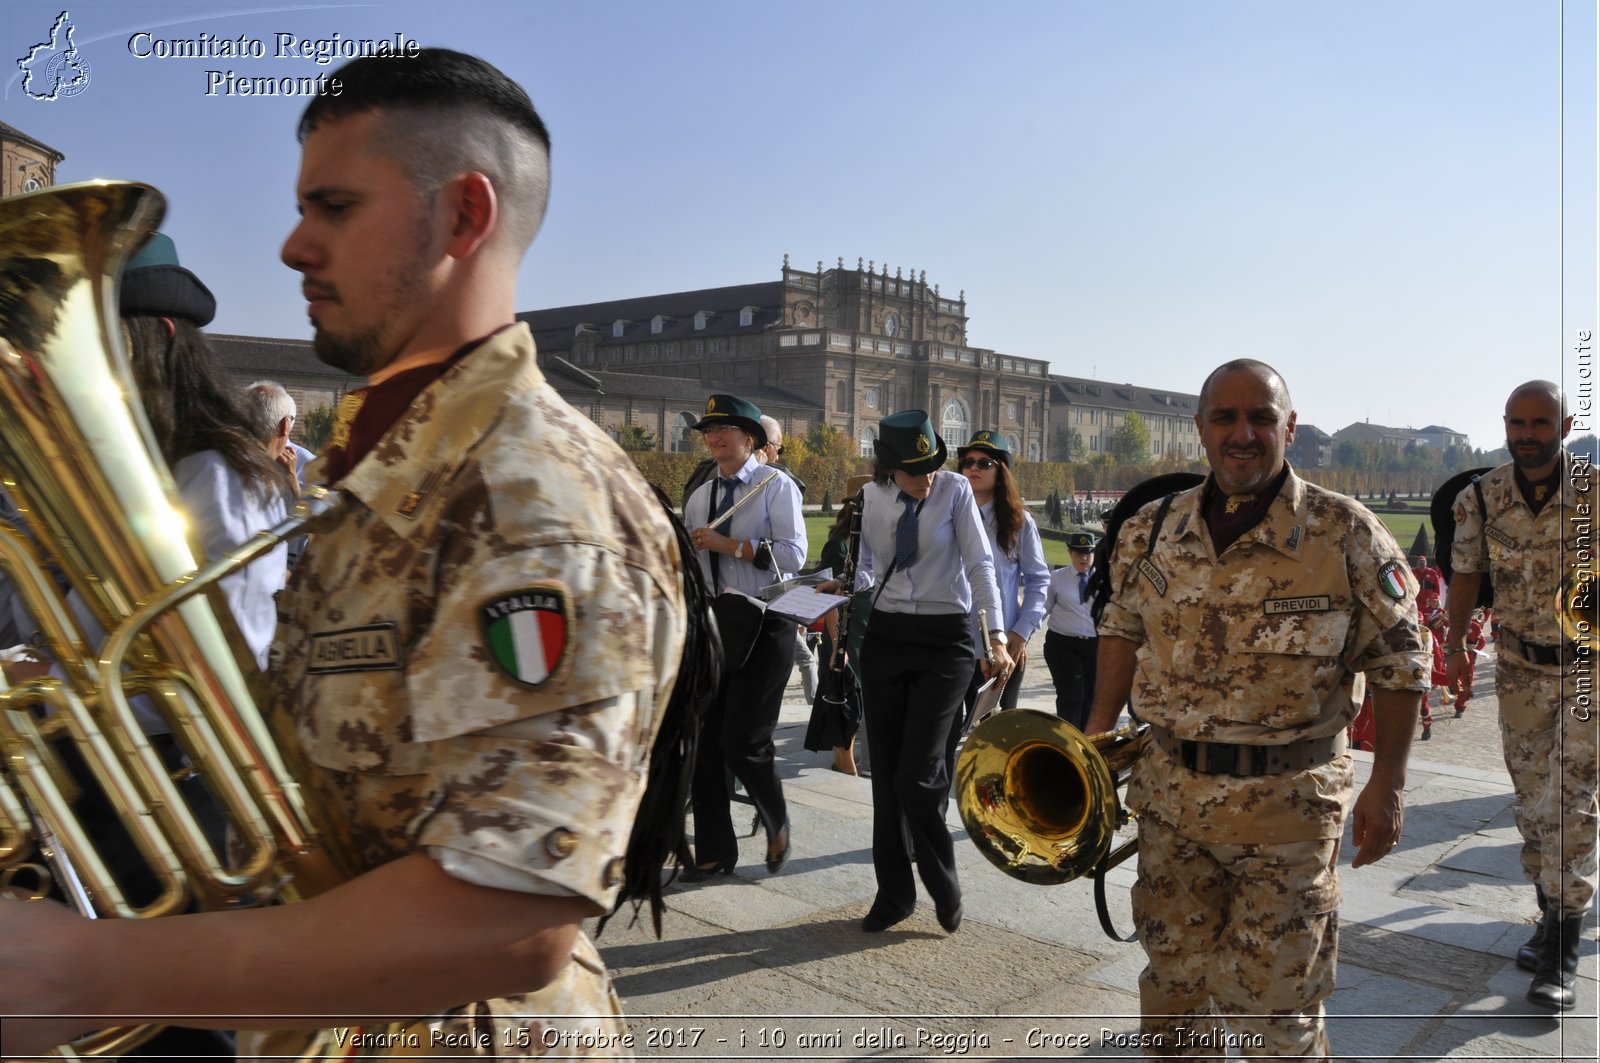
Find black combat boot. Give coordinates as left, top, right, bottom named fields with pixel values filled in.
left=1516, top=886, right=1549, bottom=972
left=1526, top=913, right=1585, bottom=1011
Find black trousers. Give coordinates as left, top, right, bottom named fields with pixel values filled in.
left=691, top=610, right=795, bottom=864
left=859, top=610, right=973, bottom=915
left=1043, top=631, right=1098, bottom=732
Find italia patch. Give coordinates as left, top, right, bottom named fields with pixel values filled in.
left=1377, top=560, right=1408, bottom=600
left=481, top=584, right=572, bottom=687
left=307, top=623, right=404, bottom=674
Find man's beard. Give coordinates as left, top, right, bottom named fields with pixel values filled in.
left=313, top=326, right=385, bottom=377
left=1509, top=437, right=1561, bottom=471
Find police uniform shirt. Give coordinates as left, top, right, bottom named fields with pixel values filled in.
left=1451, top=450, right=1590, bottom=658
left=682, top=454, right=807, bottom=594
left=856, top=471, right=1004, bottom=623
left=1099, top=469, right=1428, bottom=843
left=250, top=324, right=687, bottom=1055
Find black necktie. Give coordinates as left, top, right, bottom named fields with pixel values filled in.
left=894, top=491, right=919, bottom=570
left=709, top=477, right=737, bottom=590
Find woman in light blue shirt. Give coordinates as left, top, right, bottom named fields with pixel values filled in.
left=681, top=394, right=807, bottom=882
left=946, top=431, right=1049, bottom=778
left=840, top=410, right=1011, bottom=934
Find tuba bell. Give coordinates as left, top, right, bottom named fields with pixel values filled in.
left=0, top=182, right=388, bottom=1059
left=955, top=709, right=1145, bottom=937
left=1557, top=563, right=1597, bottom=651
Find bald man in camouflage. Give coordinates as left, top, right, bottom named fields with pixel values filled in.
left=1446, top=379, right=1596, bottom=1011
left=1087, top=359, right=1426, bottom=1059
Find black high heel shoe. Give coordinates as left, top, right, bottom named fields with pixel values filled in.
left=765, top=819, right=791, bottom=875
left=677, top=858, right=735, bottom=883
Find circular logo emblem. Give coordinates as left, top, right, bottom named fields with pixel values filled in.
left=705, top=397, right=717, bottom=414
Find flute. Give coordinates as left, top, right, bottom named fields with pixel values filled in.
left=705, top=469, right=783, bottom=532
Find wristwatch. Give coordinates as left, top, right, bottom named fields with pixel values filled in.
left=734, top=540, right=746, bottom=560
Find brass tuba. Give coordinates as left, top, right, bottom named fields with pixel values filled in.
left=0, top=182, right=368, bottom=1058
left=1557, top=563, right=1598, bottom=650
left=955, top=709, right=1145, bottom=937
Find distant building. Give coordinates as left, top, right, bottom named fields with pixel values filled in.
left=209, top=333, right=357, bottom=435
left=0, top=120, right=63, bottom=196
left=1416, top=424, right=1470, bottom=450
left=1047, top=375, right=1203, bottom=461
left=520, top=256, right=1053, bottom=458
left=1286, top=423, right=1332, bottom=468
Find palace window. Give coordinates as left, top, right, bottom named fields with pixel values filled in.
left=941, top=398, right=969, bottom=446
left=858, top=427, right=877, bottom=457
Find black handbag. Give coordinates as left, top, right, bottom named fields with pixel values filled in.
left=709, top=589, right=768, bottom=671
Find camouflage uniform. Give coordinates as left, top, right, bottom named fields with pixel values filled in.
left=1451, top=453, right=1598, bottom=917
left=240, top=325, right=686, bottom=1059
left=1100, top=470, right=1427, bottom=1058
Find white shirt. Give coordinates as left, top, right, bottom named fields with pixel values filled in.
left=683, top=454, right=807, bottom=596
left=974, top=501, right=1050, bottom=642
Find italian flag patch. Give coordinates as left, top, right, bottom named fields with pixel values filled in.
left=1377, top=561, right=1408, bottom=601
left=481, top=585, right=572, bottom=686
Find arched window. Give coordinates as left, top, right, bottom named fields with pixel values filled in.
left=834, top=379, right=849, bottom=414
left=859, top=427, right=877, bottom=457
left=1004, top=434, right=1020, bottom=455
left=941, top=398, right=969, bottom=446
left=1027, top=441, right=1040, bottom=462
left=671, top=411, right=698, bottom=453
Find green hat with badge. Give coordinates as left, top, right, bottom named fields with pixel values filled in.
left=873, top=409, right=947, bottom=474
left=1067, top=531, right=1098, bottom=552
left=958, top=429, right=1011, bottom=468
left=692, top=393, right=767, bottom=448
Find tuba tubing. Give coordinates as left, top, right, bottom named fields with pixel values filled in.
left=0, top=181, right=378, bottom=1059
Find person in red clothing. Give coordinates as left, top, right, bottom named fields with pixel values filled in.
left=1452, top=607, right=1489, bottom=717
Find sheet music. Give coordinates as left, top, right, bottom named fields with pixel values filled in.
left=765, top=585, right=849, bottom=625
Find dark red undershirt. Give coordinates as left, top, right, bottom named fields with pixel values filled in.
left=318, top=329, right=506, bottom=484
left=1202, top=465, right=1291, bottom=554
left=1514, top=464, right=1562, bottom=516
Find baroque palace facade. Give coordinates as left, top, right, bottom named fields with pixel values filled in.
left=520, top=257, right=1054, bottom=460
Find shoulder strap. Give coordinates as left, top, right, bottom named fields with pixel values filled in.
left=1144, top=492, right=1180, bottom=559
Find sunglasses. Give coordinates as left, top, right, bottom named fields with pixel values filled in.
left=961, top=457, right=997, bottom=471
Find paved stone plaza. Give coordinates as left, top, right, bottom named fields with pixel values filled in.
left=593, top=638, right=1598, bottom=1060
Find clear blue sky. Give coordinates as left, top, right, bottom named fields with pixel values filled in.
left=5, top=0, right=1595, bottom=453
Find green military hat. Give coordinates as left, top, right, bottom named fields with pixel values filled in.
left=958, top=429, right=1011, bottom=467
left=1066, top=531, right=1098, bottom=552
left=873, top=409, right=947, bottom=474
left=693, top=393, right=767, bottom=448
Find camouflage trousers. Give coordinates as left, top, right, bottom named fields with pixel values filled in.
left=1496, top=654, right=1600, bottom=916
left=1132, top=815, right=1340, bottom=1060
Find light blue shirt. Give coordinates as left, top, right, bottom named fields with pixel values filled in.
left=974, top=502, right=1050, bottom=643
left=684, top=454, right=807, bottom=597
left=1044, top=565, right=1098, bottom=638
left=855, top=471, right=1003, bottom=628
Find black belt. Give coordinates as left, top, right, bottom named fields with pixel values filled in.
left=1500, top=628, right=1577, bottom=667
left=1149, top=725, right=1346, bottom=777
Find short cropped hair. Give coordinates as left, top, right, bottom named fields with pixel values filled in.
left=244, top=380, right=296, bottom=442
left=1198, top=358, right=1293, bottom=415
left=298, top=48, right=552, bottom=252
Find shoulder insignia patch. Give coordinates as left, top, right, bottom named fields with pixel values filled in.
left=1285, top=524, right=1303, bottom=551
left=481, top=584, right=573, bottom=687
left=1377, top=560, right=1408, bottom=600
left=308, top=622, right=404, bottom=674
left=1484, top=522, right=1517, bottom=549
left=1136, top=556, right=1169, bottom=597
